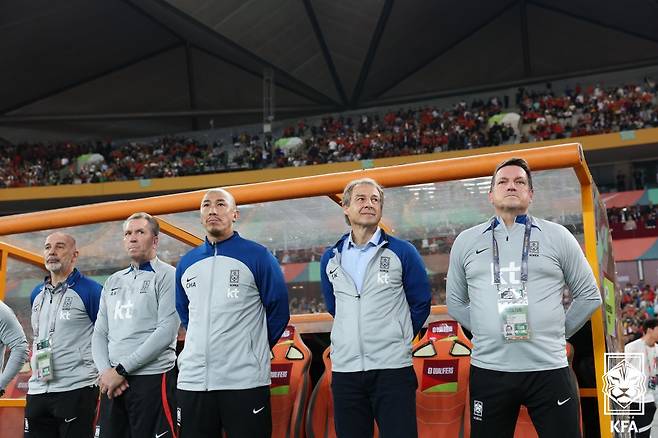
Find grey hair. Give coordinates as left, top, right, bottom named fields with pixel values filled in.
left=342, top=178, right=384, bottom=225
left=123, top=212, right=160, bottom=236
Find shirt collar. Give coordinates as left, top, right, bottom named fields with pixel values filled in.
left=347, top=227, right=381, bottom=249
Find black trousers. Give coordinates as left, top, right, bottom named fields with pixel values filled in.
left=96, top=368, right=177, bottom=438
left=469, top=365, right=581, bottom=438
left=630, top=402, right=657, bottom=438
left=331, top=366, right=418, bottom=438
left=176, top=385, right=271, bottom=438
left=24, top=386, right=100, bottom=438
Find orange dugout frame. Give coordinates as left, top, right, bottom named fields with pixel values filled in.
left=0, top=143, right=619, bottom=437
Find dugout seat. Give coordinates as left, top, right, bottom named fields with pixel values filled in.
left=305, top=347, right=335, bottom=438
left=0, top=355, right=31, bottom=438
left=270, top=325, right=312, bottom=438
left=412, top=320, right=472, bottom=438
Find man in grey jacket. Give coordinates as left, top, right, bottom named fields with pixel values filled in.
left=0, top=299, right=28, bottom=397
left=26, top=232, right=102, bottom=438
left=447, top=158, right=602, bottom=438
left=92, top=212, right=179, bottom=438
left=175, top=189, right=289, bottom=438
left=320, top=178, right=431, bottom=438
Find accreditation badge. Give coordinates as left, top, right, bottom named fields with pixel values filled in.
left=35, top=339, right=54, bottom=382
left=497, top=287, right=530, bottom=341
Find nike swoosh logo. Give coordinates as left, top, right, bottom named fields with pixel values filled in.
left=111, top=287, right=119, bottom=291
left=329, top=267, right=339, bottom=275
left=475, top=248, right=489, bottom=254
left=155, top=432, right=169, bottom=438
left=186, top=276, right=197, bottom=282
left=252, top=406, right=265, bottom=414
left=64, top=417, right=77, bottom=423
left=557, top=397, right=571, bottom=406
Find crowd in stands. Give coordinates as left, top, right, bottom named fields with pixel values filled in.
left=0, top=139, right=230, bottom=187
left=518, top=81, right=658, bottom=140
left=2, top=79, right=658, bottom=188
left=608, top=204, right=658, bottom=238
left=621, top=283, right=658, bottom=344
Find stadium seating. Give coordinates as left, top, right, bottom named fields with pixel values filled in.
left=271, top=325, right=312, bottom=438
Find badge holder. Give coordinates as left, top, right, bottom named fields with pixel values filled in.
left=36, top=339, right=54, bottom=382
left=497, top=287, right=530, bottom=341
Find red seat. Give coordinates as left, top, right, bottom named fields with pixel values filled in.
left=0, top=407, right=26, bottom=438
left=270, top=325, right=312, bottom=438
left=412, top=320, right=472, bottom=438
left=0, top=356, right=31, bottom=438
left=305, top=348, right=335, bottom=438
left=513, top=406, right=539, bottom=438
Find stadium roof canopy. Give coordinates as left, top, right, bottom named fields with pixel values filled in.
left=2, top=0, right=658, bottom=140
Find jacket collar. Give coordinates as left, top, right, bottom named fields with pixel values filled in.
left=482, top=214, right=541, bottom=233
left=45, top=267, right=81, bottom=289
left=203, top=231, right=240, bottom=254
left=125, top=257, right=158, bottom=274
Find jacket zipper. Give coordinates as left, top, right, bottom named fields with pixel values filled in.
left=358, top=245, right=385, bottom=371
left=204, top=245, right=218, bottom=390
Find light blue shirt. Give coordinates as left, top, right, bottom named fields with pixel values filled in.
left=341, top=228, right=381, bottom=294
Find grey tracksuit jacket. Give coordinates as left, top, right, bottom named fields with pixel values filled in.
left=447, top=215, right=602, bottom=372
left=28, top=269, right=102, bottom=394
left=92, top=257, right=178, bottom=375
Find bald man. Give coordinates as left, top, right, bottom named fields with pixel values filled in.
left=175, top=189, right=290, bottom=438
left=25, top=232, right=102, bottom=438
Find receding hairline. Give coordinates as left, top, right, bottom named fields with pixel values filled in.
left=123, top=212, right=160, bottom=235
left=201, top=188, right=237, bottom=208
left=342, top=178, right=384, bottom=206
left=45, top=232, right=77, bottom=248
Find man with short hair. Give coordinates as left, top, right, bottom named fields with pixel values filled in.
left=92, top=212, right=179, bottom=438
left=320, top=177, right=431, bottom=438
left=624, top=317, right=658, bottom=438
left=25, top=232, right=102, bottom=438
left=176, top=188, right=289, bottom=438
left=447, top=157, right=602, bottom=438
left=0, top=299, right=28, bottom=398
